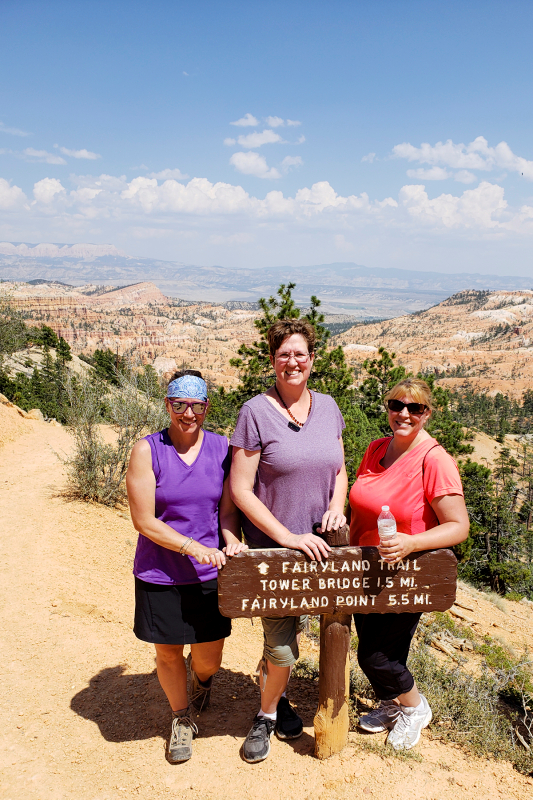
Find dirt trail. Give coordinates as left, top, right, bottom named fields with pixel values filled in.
left=1, top=414, right=533, bottom=800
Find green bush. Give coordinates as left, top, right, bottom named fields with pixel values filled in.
left=64, top=369, right=169, bottom=505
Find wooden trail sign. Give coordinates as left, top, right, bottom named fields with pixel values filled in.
left=218, top=531, right=457, bottom=760
left=218, top=547, right=457, bottom=618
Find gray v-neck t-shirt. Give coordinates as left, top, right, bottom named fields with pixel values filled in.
left=230, top=391, right=346, bottom=547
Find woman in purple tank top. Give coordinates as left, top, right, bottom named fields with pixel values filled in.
left=126, top=370, right=246, bottom=764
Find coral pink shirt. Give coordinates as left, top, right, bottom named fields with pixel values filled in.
left=349, top=436, right=464, bottom=547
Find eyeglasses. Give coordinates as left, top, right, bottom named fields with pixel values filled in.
left=387, top=399, right=428, bottom=415
left=169, top=400, right=208, bottom=414
left=275, top=352, right=311, bottom=363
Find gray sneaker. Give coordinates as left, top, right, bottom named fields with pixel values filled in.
left=358, top=700, right=401, bottom=733
left=387, top=695, right=432, bottom=750
left=187, top=653, right=213, bottom=712
left=242, top=715, right=276, bottom=763
left=166, top=712, right=199, bottom=763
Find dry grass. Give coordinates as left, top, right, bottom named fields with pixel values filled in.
left=294, top=611, right=533, bottom=774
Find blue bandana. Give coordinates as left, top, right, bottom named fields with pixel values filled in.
left=166, top=375, right=208, bottom=402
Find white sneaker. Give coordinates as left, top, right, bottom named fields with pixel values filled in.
left=386, top=695, right=432, bottom=750
left=358, top=700, right=401, bottom=733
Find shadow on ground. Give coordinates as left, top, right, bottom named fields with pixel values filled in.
left=71, top=664, right=319, bottom=752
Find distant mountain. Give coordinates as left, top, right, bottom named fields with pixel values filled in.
left=0, top=242, right=125, bottom=259
left=1, top=242, right=532, bottom=319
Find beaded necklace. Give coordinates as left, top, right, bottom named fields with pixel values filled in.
left=274, top=384, right=312, bottom=429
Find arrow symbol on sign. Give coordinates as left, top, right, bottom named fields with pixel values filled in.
left=257, top=562, right=269, bottom=575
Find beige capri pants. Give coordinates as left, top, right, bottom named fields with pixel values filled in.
left=262, top=614, right=308, bottom=668
left=246, top=539, right=308, bottom=667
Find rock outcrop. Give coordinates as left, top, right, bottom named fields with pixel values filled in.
left=335, top=290, right=533, bottom=398
left=3, top=281, right=257, bottom=388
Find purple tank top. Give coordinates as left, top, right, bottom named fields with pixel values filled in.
left=133, top=428, right=231, bottom=585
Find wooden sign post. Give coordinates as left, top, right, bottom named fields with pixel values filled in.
left=218, top=529, right=457, bottom=759
left=312, top=524, right=352, bottom=759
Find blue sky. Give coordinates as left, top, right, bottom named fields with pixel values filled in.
left=1, top=0, right=533, bottom=275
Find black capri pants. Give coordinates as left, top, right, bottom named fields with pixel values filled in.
left=354, top=612, right=422, bottom=701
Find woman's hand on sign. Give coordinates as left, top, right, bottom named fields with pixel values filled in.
left=187, top=541, right=227, bottom=569
left=377, top=532, right=416, bottom=564
left=290, top=532, right=331, bottom=562
left=316, top=508, right=347, bottom=533
left=222, top=541, right=249, bottom=557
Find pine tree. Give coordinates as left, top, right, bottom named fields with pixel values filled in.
left=0, top=292, right=27, bottom=364
left=38, top=325, right=60, bottom=349
left=357, top=347, right=407, bottom=432
left=230, top=282, right=353, bottom=402
left=424, top=378, right=474, bottom=457
left=459, top=452, right=532, bottom=595
left=37, top=345, right=64, bottom=420
left=56, top=336, right=72, bottom=363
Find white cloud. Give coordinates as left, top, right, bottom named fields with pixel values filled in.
left=235, top=130, right=284, bottom=148
left=287, top=120, right=301, bottom=127
left=23, top=148, right=66, bottom=165
left=183, top=71, right=189, bottom=76
left=0, top=178, right=27, bottom=209
left=455, top=170, right=477, bottom=184
left=230, top=113, right=259, bottom=127
left=265, top=116, right=284, bottom=127
left=281, top=155, right=303, bottom=172
left=33, top=177, right=66, bottom=204
left=3, top=170, right=533, bottom=252
left=147, top=168, right=189, bottom=180
left=69, top=186, right=102, bottom=202
left=71, top=172, right=127, bottom=192
left=223, top=138, right=236, bottom=146
left=406, top=167, right=451, bottom=180
left=296, top=135, right=306, bottom=144
left=361, top=152, right=376, bottom=163
left=399, top=181, right=507, bottom=229
left=393, top=136, right=533, bottom=180
left=120, top=175, right=255, bottom=213
left=0, top=122, right=30, bottom=137
left=229, top=152, right=281, bottom=179
left=57, top=146, right=101, bottom=160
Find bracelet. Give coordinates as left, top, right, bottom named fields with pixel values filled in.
left=179, top=537, right=193, bottom=555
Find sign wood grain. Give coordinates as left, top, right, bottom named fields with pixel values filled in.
left=218, top=546, right=457, bottom=618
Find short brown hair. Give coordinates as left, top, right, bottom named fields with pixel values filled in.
left=267, top=319, right=316, bottom=357
left=167, top=368, right=203, bottom=385
left=384, top=378, right=434, bottom=412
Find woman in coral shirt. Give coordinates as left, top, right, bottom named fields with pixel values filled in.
left=349, top=378, right=469, bottom=751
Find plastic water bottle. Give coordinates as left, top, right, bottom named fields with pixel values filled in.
left=377, top=506, right=397, bottom=544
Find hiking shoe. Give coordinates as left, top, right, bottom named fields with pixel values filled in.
left=275, top=696, right=303, bottom=740
left=242, top=715, right=276, bottom=763
left=187, top=653, right=212, bottom=712
left=386, top=695, right=432, bottom=751
left=358, top=700, right=401, bottom=733
left=166, top=712, right=198, bottom=763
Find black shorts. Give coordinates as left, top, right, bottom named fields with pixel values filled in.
left=134, top=577, right=231, bottom=645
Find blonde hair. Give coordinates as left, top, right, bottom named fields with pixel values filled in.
left=384, top=378, right=434, bottom=412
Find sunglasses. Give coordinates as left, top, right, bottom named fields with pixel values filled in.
left=387, top=399, right=428, bottom=415
left=168, top=400, right=208, bottom=414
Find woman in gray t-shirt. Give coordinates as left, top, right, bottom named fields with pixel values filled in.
left=230, top=318, right=348, bottom=764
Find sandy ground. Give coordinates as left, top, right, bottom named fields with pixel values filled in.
left=1, top=413, right=533, bottom=800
